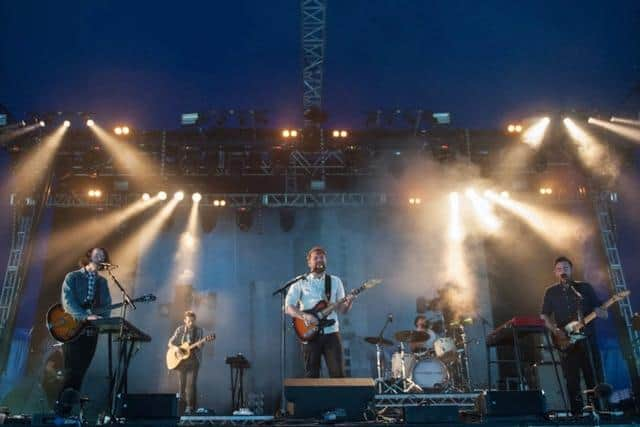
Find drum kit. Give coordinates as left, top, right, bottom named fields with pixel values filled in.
left=365, top=316, right=472, bottom=394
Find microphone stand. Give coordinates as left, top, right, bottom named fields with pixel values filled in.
left=104, top=266, right=137, bottom=417
left=272, top=275, right=306, bottom=417
left=374, top=316, right=392, bottom=393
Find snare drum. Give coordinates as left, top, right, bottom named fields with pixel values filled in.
left=391, top=351, right=415, bottom=379
left=433, top=337, right=457, bottom=363
left=412, top=357, right=450, bottom=390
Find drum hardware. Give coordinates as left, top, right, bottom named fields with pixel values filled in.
left=365, top=314, right=397, bottom=394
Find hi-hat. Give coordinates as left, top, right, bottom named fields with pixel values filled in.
left=394, top=330, right=431, bottom=343
left=364, top=336, right=394, bottom=346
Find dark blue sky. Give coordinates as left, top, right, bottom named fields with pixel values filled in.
left=1, top=0, right=639, bottom=129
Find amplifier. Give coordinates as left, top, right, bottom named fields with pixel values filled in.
left=284, top=378, right=375, bottom=421
left=115, top=393, right=179, bottom=420
left=476, top=390, right=546, bottom=418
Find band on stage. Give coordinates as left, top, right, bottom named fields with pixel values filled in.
left=48, top=245, right=618, bottom=417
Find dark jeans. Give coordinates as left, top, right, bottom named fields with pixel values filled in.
left=561, top=338, right=602, bottom=415
left=177, top=358, right=200, bottom=410
left=301, top=332, right=345, bottom=378
left=62, top=332, right=98, bottom=393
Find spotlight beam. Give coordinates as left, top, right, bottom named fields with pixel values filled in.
left=611, top=117, right=640, bottom=127
left=465, top=189, right=501, bottom=232
left=563, top=118, right=617, bottom=177
left=89, top=124, right=155, bottom=178
left=589, top=117, right=640, bottom=143
left=522, top=117, right=550, bottom=147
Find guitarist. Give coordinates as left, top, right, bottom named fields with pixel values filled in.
left=168, top=310, right=204, bottom=413
left=57, top=247, right=112, bottom=414
left=285, top=246, right=354, bottom=378
left=540, top=256, right=607, bottom=416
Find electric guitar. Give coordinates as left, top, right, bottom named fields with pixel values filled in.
left=166, top=334, right=215, bottom=370
left=552, top=290, right=629, bottom=351
left=46, top=294, right=156, bottom=343
left=292, top=278, right=381, bottom=342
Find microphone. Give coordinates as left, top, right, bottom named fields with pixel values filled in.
left=388, top=313, right=393, bottom=322
left=99, top=262, right=119, bottom=270
left=561, top=274, right=583, bottom=299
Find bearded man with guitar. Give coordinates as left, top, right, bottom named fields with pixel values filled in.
left=285, top=246, right=356, bottom=378
left=57, top=247, right=112, bottom=412
left=540, top=256, right=609, bottom=416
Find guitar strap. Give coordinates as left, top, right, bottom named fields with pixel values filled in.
left=324, top=273, right=332, bottom=302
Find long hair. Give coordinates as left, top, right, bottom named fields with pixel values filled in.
left=78, top=247, right=111, bottom=269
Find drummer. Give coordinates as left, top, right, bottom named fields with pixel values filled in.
left=410, top=315, right=435, bottom=353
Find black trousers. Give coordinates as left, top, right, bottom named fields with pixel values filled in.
left=177, top=358, right=200, bottom=409
left=302, top=332, right=345, bottom=378
left=561, top=338, right=602, bottom=415
left=61, top=332, right=99, bottom=393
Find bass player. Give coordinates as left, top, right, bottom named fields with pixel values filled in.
left=285, top=246, right=354, bottom=378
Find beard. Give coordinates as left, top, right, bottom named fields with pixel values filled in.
left=312, top=263, right=326, bottom=273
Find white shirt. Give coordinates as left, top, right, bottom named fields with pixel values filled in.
left=285, top=273, right=346, bottom=335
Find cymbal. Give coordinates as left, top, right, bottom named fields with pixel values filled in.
left=394, top=330, right=431, bottom=343
left=364, top=336, right=394, bottom=346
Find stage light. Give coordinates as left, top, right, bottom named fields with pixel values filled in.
left=282, top=129, right=290, bottom=138
left=63, top=120, right=71, bottom=128
left=522, top=117, right=550, bottom=147
left=290, top=129, right=298, bottom=137
left=515, top=125, right=522, bottom=133
left=220, top=200, right=226, bottom=207
left=142, top=193, right=151, bottom=201
left=213, top=200, right=220, bottom=207
left=87, top=189, right=102, bottom=198
left=88, top=190, right=95, bottom=197
left=589, top=117, right=640, bottom=143
left=340, top=130, right=348, bottom=138
left=539, top=187, right=553, bottom=195
left=500, top=191, right=510, bottom=199
left=114, top=127, right=122, bottom=135
left=466, top=188, right=501, bottom=232
left=174, top=191, right=185, bottom=201
left=408, top=197, right=422, bottom=205
left=332, top=130, right=340, bottom=138
left=192, top=192, right=202, bottom=202
left=122, top=126, right=130, bottom=135
left=158, top=191, right=167, bottom=200
left=86, top=119, right=95, bottom=127
left=39, top=121, right=46, bottom=127
left=507, top=124, right=515, bottom=133
left=611, top=116, right=640, bottom=127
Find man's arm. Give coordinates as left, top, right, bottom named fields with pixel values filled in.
left=168, top=326, right=182, bottom=348
left=284, top=282, right=316, bottom=324
left=540, top=288, right=560, bottom=334
left=61, top=273, right=90, bottom=320
left=95, top=278, right=112, bottom=318
left=335, top=277, right=353, bottom=314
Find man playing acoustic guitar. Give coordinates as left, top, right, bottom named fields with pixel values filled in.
left=285, top=246, right=354, bottom=378
left=168, top=310, right=204, bottom=413
left=540, top=256, right=607, bottom=417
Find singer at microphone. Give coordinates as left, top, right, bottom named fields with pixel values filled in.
left=540, top=255, right=607, bottom=416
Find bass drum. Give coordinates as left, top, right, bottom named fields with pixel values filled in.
left=412, top=357, right=450, bottom=390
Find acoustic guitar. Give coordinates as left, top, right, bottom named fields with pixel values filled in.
left=46, top=294, right=156, bottom=343
left=292, top=278, right=381, bottom=342
left=166, top=334, right=215, bottom=370
left=552, top=290, right=629, bottom=351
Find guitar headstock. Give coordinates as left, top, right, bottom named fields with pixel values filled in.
left=136, top=294, right=157, bottom=303
left=362, top=279, right=382, bottom=289
left=612, top=290, right=631, bottom=302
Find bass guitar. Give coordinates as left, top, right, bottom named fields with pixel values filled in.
left=46, top=294, right=156, bottom=343
left=292, top=278, right=381, bottom=342
left=552, top=290, right=629, bottom=351
left=166, top=334, right=216, bottom=370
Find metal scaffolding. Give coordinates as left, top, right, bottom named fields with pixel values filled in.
left=301, top=0, right=327, bottom=118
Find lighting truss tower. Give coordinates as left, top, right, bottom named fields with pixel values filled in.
left=301, top=0, right=327, bottom=123
left=595, top=191, right=640, bottom=394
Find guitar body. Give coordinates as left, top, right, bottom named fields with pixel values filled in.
left=166, top=334, right=215, bottom=370
left=166, top=343, right=193, bottom=370
left=292, top=300, right=334, bottom=342
left=46, top=303, right=86, bottom=343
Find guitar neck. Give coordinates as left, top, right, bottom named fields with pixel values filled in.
left=318, top=287, right=364, bottom=317
left=582, top=297, right=618, bottom=326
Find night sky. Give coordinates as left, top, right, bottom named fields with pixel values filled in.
left=1, top=0, right=639, bottom=129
